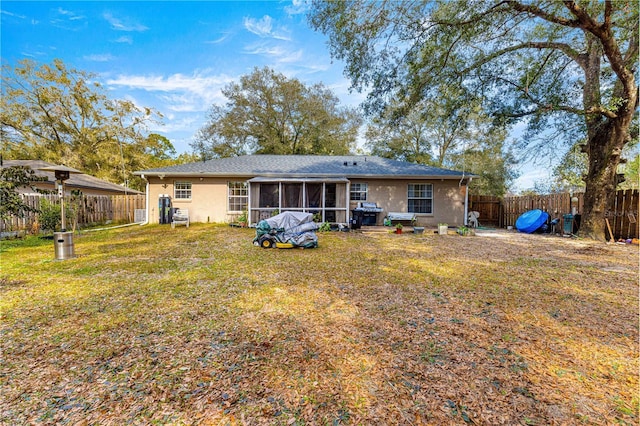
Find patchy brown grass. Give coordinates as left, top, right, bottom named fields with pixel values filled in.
left=1, top=225, right=638, bottom=425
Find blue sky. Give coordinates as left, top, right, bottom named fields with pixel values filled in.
left=1, top=1, right=544, bottom=190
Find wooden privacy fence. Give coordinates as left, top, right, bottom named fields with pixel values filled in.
left=470, top=189, right=639, bottom=240
left=2, top=194, right=146, bottom=233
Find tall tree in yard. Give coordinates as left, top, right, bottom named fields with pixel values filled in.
left=0, top=59, right=171, bottom=191
left=192, top=67, right=362, bottom=159
left=309, top=1, right=638, bottom=241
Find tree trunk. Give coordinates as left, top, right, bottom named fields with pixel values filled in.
left=580, top=119, right=628, bottom=241
left=578, top=30, right=637, bottom=242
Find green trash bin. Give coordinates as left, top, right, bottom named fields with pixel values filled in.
left=563, top=214, right=574, bottom=235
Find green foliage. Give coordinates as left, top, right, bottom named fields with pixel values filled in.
left=366, top=94, right=517, bottom=196
left=0, top=165, right=45, bottom=221
left=237, top=210, right=248, bottom=224
left=309, top=0, right=638, bottom=240
left=318, top=221, right=331, bottom=232
left=621, top=154, right=639, bottom=190
left=192, top=67, right=362, bottom=159
left=0, top=59, right=176, bottom=192
left=38, top=198, right=61, bottom=232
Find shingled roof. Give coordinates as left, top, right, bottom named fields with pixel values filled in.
left=134, top=155, right=471, bottom=180
left=2, top=160, right=142, bottom=194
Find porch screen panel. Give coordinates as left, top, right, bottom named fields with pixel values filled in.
left=259, top=184, right=279, bottom=208
left=305, top=184, right=322, bottom=210
left=324, top=184, right=336, bottom=208
left=283, top=183, right=303, bottom=208
left=250, top=184, right=260, bottom=208
left=335, top=183, right=346, bottom=208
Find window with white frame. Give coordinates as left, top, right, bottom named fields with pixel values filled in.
left=407, top=183, right=433, bottom=214
left=174, top=181, right=192, bottom=200
left=350, top=183, right=368, bottom=201
left=228, top=181, right=248, bottom=212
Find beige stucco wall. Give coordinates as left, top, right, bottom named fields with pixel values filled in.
left=349, top=179, right=467, bottom=227
left=146, top=177, right=242, bottom=225
left=146, top=177, right=467, bottom=226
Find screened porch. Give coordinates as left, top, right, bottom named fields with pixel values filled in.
left=247, top=178, right=349, bottom=225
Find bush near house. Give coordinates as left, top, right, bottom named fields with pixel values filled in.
left=1, top=226, right=637, bottom=424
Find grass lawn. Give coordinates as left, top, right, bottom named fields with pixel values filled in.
left=1, top=224, right=638, bottom=425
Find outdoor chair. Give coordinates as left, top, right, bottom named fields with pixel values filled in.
left=468, top=211, right=480, bottom=228
left=172, top=209, right=189, bottom=228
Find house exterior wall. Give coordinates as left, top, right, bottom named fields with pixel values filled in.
left=146, top=177, right=243, bottom=225
left=348, top=178, right=466, bottom=226
left=145, top=176, right=466, bottom=227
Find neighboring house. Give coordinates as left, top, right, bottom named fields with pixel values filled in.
left=134, top=155, right=475, bottom=227
left=2, top=160, right=142, bottom=196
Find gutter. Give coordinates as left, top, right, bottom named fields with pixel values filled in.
left=140, top=174, right=149, bottom=226
left=463, top=177, right=473, bottom=226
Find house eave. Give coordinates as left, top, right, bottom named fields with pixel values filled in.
left=135, top=171, right=474, bottom=180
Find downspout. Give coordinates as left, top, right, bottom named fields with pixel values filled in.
left=463, top=178, right=472, bottom=226
left=247, top=180, right=252, bottom=227
left=346, top=180, right=350, bottom=225
left=141, top=174, right=149, bottom=225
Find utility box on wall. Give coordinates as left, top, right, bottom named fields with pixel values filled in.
left=158, top=195, right=172, bottom=224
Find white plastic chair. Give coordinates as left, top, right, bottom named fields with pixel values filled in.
left=468, top=211, right=480, bottom=228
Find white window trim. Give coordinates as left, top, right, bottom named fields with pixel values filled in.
left=174, top=181, right=192, bottom=200
left=350, top=183, right=368, bottom=201
left=227, top=181, right=248, bottom=212
left=407, top=183, right=433, bottom=214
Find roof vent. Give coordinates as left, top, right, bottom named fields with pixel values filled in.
left=353, top=161, right=357, bottom=166
left=343, top=161, right=348, bottom=166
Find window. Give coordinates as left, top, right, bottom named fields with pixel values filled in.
left=228, top=181, right=248, bottom=212
left=407, top=183, right=433, bottom=214
left=174, top=181, right=192, bottom=200
left=350, top=183, right=368, bottom=201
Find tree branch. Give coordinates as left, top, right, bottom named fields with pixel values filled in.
left=462, top=41, right=583, bottom=75
left=505, top=1, right=582, bottom=28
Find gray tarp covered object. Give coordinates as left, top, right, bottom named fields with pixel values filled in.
left=254, top=211, right=319, bottom=248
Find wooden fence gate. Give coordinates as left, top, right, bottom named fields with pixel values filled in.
left=470, top=189, right=638, bottom=240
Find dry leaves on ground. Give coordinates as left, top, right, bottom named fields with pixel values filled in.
left=1, top=225, right=638, bottom=425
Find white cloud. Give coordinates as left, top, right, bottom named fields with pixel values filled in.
left=84, top=53, right=115, bottom=62
left=1, top=10, right=27, bottom=19
left=106, top=70, right=233, bottom=113
left=243, top=15, right=290, bottom=41
left=243, top=42, right=304, bottom=64
left=114, top=35, right=133, bottom=44
left=50, top=7, right=86, bottom=30
left=57, top=7, right=84, bottom=21
left=103, top=12, right=148, bottom=32
left=244, top=15, right=272, bottom=36
left=205, top=34, right=229, bottom=44
left=284, top=0, right=310, bottom=16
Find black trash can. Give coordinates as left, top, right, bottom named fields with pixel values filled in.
left=350, top=210, right=363, bottom=229
left=54, top=231, right=75, bottom=260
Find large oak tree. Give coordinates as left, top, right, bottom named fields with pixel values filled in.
left=309, top=0, right=638, bottom=241
left=1, top=59, right=172, bottom=191
left=192, top=67, right=362, bottom=158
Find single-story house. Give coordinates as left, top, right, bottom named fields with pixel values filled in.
left=134, top=155, right=475, bottom=227
left=3, top=160, right=142, bottom=196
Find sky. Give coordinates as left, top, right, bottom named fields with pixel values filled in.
left=1, top=0, right=546, bottom=190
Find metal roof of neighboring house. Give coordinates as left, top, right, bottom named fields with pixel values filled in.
left=134, top=155, right=474, bottom=180
left=2, top=160, right=142, bottom=194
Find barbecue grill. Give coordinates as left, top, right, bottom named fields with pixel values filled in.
left=352, top=202, right=383, bottom=226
